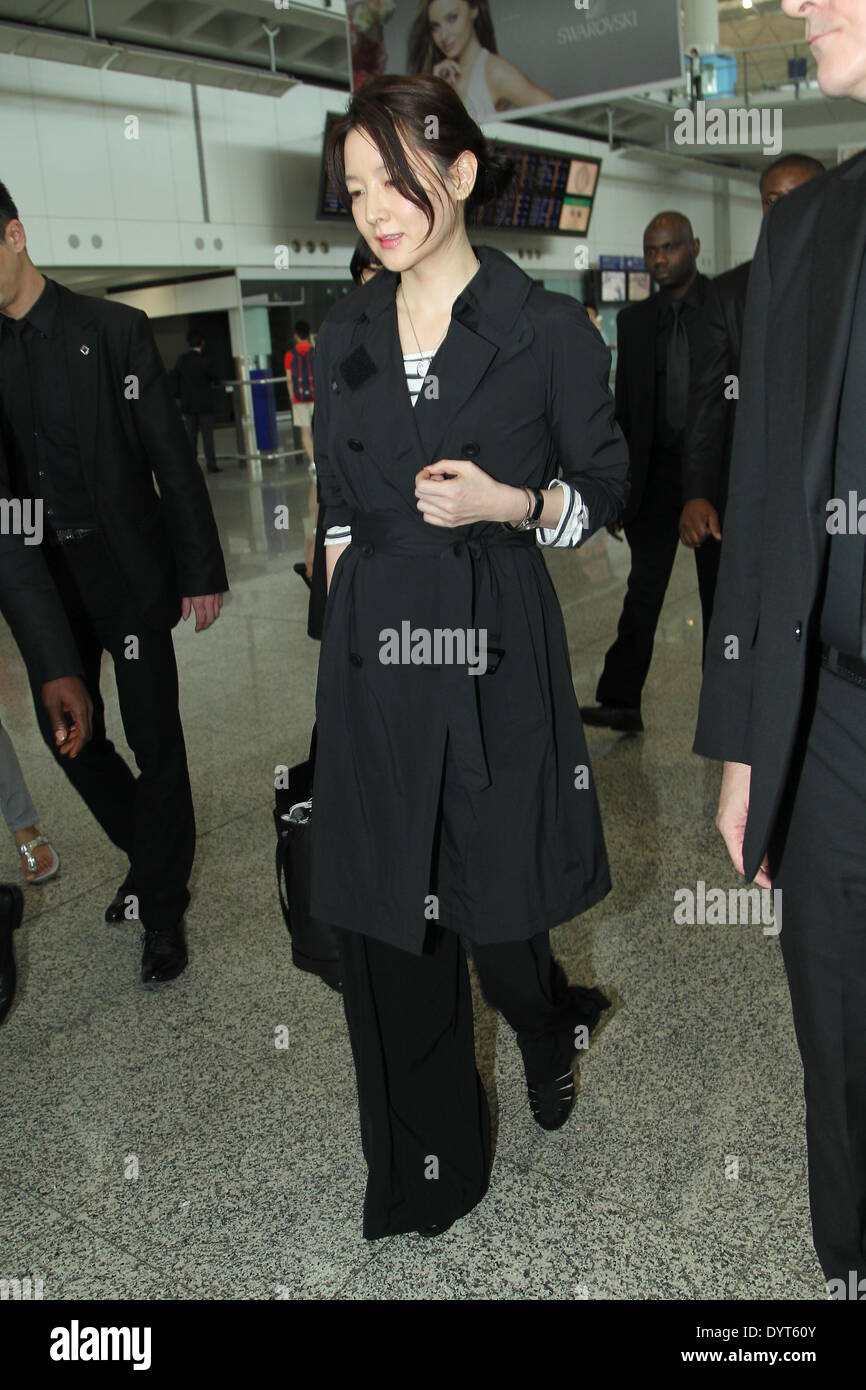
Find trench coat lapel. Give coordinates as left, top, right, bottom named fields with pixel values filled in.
left=332, top=245, right=535, bottom=480
left=57, top=285, right=100, bottom=508
left=802, top=154, right=866, bottom=579
left=336, top=291, right=429, bottom=490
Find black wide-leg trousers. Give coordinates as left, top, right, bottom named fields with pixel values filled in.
left=336, top=922, right=607, bottom=1240
left=769, top=659, right=866, bottom=1290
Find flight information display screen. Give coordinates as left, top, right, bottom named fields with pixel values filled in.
left=474, top=147, right=600, bottom=235
left=317, top=116, right=601, bottom=239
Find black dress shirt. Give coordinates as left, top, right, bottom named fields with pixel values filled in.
left=652, top=275, right=708, bottom=483
left=0, top=277, right=96, bottom=529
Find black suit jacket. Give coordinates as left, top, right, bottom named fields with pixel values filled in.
left=173, top=349, right=220, bottom=416
left=614, top=273, right=710, bottom=524
left=0, top=475, right=82, bottom=687
left=694, top=149, right=866, bottom=878
left=0, top=282, right=228, bottom=630
left=683, top=259, right=751, bottom=520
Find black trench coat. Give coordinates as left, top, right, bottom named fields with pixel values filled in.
left=310, top=244, right=630, bottom=954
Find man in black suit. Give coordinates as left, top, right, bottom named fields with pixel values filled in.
left=680, top=154, right=825, bottom=651
left=696, top=0, right=866, bottom=1291
left=582, top=212, right=709, bottom=731
left=0, top=181, right=229, bottom=986
left=172, top=330, right=221, bottom=474
left=0, top=477, right=92, bottom=1022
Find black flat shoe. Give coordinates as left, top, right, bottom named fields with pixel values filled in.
left=0, top=884, right=25, bottom=1025
left=141, top=921, right=188, bottom=985
left=581, top=704, right=644, bottom=732
left=527, top=1069, right=576, bottom=1131
left=105, top=874, right=136, bottom=923
left=293, top=561, right=313, bottom=591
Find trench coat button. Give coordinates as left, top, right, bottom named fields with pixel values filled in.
left=360, top=542, right=374, bottom=557
left=349, top=652, right=363, bottom=667
left=452, top=541, right=464, bottom=558
left=794, top=622, right=802, bottom=642
left=331, top=379, right=339, bottom=393
left=462, top=442, right=480, bottom=459
left=347, top=438, right=364, bottom=451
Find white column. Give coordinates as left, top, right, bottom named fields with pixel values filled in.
left=681, top=0, right=720, bottom=52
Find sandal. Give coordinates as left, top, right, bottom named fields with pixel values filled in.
left=17, top=836, right=60, bottom=886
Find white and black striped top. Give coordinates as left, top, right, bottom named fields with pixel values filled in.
left=323, top=353, right=589, bottom=549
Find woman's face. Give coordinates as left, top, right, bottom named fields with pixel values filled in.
left=427, top=1, right=478, bottom=59
left=343, top=126, right=464, bottom=272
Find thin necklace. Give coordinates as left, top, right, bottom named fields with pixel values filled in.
left=399, top=285, right=448, bottom=369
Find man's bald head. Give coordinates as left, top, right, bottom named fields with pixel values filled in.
left=643, top=211, right=700, bottom=295
left=645, top=211, right=695, bottom=244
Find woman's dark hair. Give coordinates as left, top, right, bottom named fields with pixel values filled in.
left=186, top=329, right=204, bottom=348
left=407, top=0, right=497, bottom=75
left=349, top=235, right=381, bottom=286
left=325, top=74, right=513, bottom=243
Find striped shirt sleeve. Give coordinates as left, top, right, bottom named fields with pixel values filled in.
left=536, top=479, right=589, bottom=548
left=324, top=523, right=352, bottom=547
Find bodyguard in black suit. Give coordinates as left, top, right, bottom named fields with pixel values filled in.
left=681, top=156, right=825, bottom=648
left=695, top=25, right=866, bottom=1282
left=0, top=477, right=93, bottom=1021
left=0, top=181, right=228, bottom=985
left=583, top=212, right=709, bottom=731
left=172, top=331, right=221, bottom=474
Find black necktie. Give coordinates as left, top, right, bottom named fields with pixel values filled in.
left=0, top=317, right=36, bottom=498
left=665, top=299, right=690, bottom=436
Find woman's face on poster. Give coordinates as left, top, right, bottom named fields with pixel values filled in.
left=427, top=0, right=479, bottom=59
left=343, top=127, right=464, bottom=272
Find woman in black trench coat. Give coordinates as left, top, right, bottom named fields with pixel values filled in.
left=310, top=75, right=630, bottom=1240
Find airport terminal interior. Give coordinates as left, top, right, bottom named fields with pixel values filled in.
left=0, top=0, right=863, bottom=1304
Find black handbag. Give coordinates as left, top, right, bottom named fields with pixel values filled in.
left=273, top=723, right=343, bottom=992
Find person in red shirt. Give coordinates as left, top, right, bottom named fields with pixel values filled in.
left=284, top=321, right=316, bottom=473
left=285, top=321, right=317, bottom=579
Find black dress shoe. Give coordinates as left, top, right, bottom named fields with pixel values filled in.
left=105, top=874, right=136, bottom=924
left=293, top=561, right=313, bottom=591
left=526, top=1069, right=576, bottom=1131
left=0, top=884, right=25, bottom=1025
left=141, top=921, right=188, bottom=985
left=581, top=704, right=644, bottom=732
left=207, top=465, right=222, bottom=474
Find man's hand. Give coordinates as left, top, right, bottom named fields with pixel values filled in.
left=41, top=676, right=93, bottom=759
left=679, top=498, right=722, bottom=549
left=181, top=594, right=223, bottom=631
left=715, top=760, right=771, bottom=889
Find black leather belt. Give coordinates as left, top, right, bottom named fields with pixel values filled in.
left=820, top=643, right=866, bottom=690
left=45, top=525, right=100, bottom=547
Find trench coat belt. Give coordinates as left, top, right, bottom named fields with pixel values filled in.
left=346, top=511, right=537, bottom=793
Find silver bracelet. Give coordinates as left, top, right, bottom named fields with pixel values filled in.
left=501, top=487, right=531, bottom=532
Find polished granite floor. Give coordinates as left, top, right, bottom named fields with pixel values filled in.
left=0, top=428, right=826, bottom=1300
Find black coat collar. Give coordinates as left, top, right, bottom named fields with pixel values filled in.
left=331, top=242, right=534, bottom=335
left=329, top=243, right=536, bottom=480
